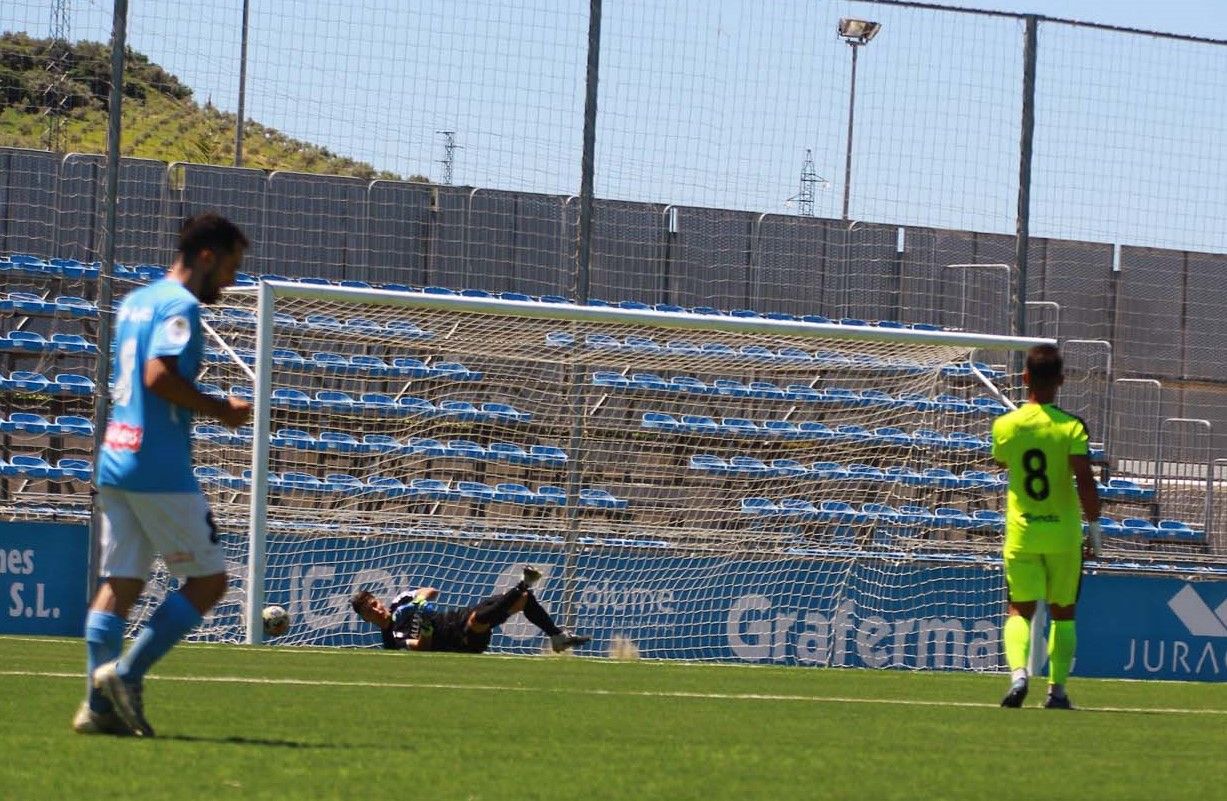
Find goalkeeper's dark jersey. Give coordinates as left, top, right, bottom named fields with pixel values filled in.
left=379, top=592, right=488, bottom=653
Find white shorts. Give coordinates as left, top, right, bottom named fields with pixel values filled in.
left=98, top=486, right=227, bottom=579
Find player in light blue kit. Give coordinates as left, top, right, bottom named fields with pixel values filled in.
left=73, top=213, right=251, bottom=737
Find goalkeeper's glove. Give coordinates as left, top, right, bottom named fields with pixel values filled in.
left=1086, top=520, right=1103, bottom=559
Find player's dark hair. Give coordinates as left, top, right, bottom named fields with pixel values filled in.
left=350, top=589, right=375, bottom=616
left=177, top=212, right=249, bottom=266
left=1025, top=344, right=1063, bottom=388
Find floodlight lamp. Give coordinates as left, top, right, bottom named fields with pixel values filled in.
left=838, top=18, right=881, bottom=44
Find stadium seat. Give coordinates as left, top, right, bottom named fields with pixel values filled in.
left=4, top=292, right=57, bottom=315
left=920, top=468, right=962, bottom=489
left=2, top=413, right=51, bottom=435
left=528, top=445, right=567, bottom=466
left=729, top=456, right=771, bottom=475
left=367, top=476, right=413, bottom=497
left=494, top=483, right=538, bottom=505
left=537, top=486, right=567, bottom=506
left=272, top=348, right=306, bottom=367
left=325, top=473, right=367, bottom=495
left=579, top=489, right=627, bottom=510
left=798, top=422, right=836, bottom=440
left=770, top=459, right=808, bottom=477
left=740, top=497, right=779, bottom=515
left=456, top=481, right=496, bottom=501
left=318, top=431, right=367, bottom=454
left=935, top=507, right=975, bottom=529
left=347, top=318, right=383, bottom=335
left=665, top=340, right=701, bottom=356
left=935, top=394, right=974, bottom=414
left=359, top=393, right=397, bottom=412
left=833, top=424, right=871, bottom=442
left=885, top=465, right=921, bottom=485
left=1, top=331, right=52, bottom=352
left=385, top=320, right=434, bottom=340
left=631, top=373, right=671, bottom=392
left=4, top=371, right=51, bottom=393
left=271, top=388, right=312, bottom=410
left=311, top=352, right=352, bottom=374
left=670, top=375, right=710, bottom=394
left=1121, top=518, right=1157, bottom=538
left=713, top=379, right=749, bottom=397
left=764, top=420, right=800, bottom=439
left=785, top=384, right=823, bottom=402
left=740, top=345, right=776, bottom=361
left=776, top=347, right=812, bottom=362
left=539, top=294, right=568, bottom=303
left=272, top=429, right=316, bottom=450
left=55, top=415, right=93, bottom=436
left=411, top=478, right=453, bottom=499
left=9, top=454, right=56, bottom=480
left=946, top=431, right=986, bottom=452
left=362, top=434, right=402, bottom=453
left=592, top=371, right=631, bottom=389
left=818, top=500, right=860, bottom=524
left=970, top=509, right=1005, bottom=531
left=501, top=291, right=533, bottom=302
left=1102, top=478, right=1155, bottom=502
left=52, top=333, right=96, bottom=353
left=846, top=464, right=886, bottom=482
left=680, top=415, right=719, bottom=435
left=57, top=459, right=92, bottom=482
left=349, top=355, right=391, bottom=376
left=586, top=333, right=621, bottom=349
left=489, top=442, right=531, bottom=465
left=397, top=396, right=436, bottom=416
left=721, top=418, right=760, bottom=436
left=779, top=499, right=819, bottom=518
left=278, top=472, right=330, bottom=494
left=971, top=397, right=1008, bottom=416
left=690, top=454, right=726, bottom=474
left=545, top=331, right=575, bottom=348
left=872, top=427, right=911, bottom=447
left=407, top=438, right=447, bottom=457
left=53, top=373, right=94, bottom=396
left=809, top=461, right=849, bottom=480
left=624, top=335, right=661, bottom=352
left=747, top=381, right=787, bottom=399
left=445, top=439, right=486, bottom=459
left=700, top=342, right=736, bottom=358
left=642, top=412, right=679, bottom=432
left=1156, top=520, right=1202, bottom=542
left=912, top=428, right=948, bottom=448
left=219, top=308, right=258, bottom=328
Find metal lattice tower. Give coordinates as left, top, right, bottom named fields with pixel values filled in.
left=44, top=0, right=71, bottom=152
left=796, top=149, right=820, bottom=217
left=437, top=130, right=461, bottom=185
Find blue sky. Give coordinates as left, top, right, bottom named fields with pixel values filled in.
left=4, top=0, right=1225, bottom=252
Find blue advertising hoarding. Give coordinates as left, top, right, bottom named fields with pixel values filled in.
left=4, top=520, right=1225, bottom=682
left=0, top=521, right=88, bottom=636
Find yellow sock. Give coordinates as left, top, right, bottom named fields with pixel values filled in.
left=1048, top=620, right=1076, bottom=685
left=1003, top=615, right=1031, bottom=673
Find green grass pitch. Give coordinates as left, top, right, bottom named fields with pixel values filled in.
left=3, top=635, right=1226, bottom=800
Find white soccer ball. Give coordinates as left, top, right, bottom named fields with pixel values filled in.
left=262, top=605, right=290, bottom=638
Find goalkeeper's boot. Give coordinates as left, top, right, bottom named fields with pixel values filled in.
left=1043, top=692, right=1075, bottom=710
left=71, top=701, right=131, bottom=736
left=94, top=660, right=155, bottom=737
left=521, top=565, right=543, bottom=589
left=1000, top=677, right=1029, bottom=708
left=550, top=630, right=591, bottom=653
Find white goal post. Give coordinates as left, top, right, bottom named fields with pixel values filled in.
left=204, top=281, right=1052, bottom=659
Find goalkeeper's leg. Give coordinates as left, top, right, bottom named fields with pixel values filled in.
left=1001, top=550, right=1044, bottom=708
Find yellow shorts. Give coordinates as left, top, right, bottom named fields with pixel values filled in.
left=1003, top=546, right=1083, bottom=607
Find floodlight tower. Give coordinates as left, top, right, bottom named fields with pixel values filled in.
left=837, top=17, right=881, bottom=221
left=797, top=149, right=820, bottom=217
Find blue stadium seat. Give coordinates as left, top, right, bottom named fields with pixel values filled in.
left=1092, top=516, right=1124, bottom=538
left=389, top=357, right=433, bottom=378
left=665, top=340, right=701, bottom=355
left=489, top=442, right=531, bottom=465
left=219, top=308, right=258, bottom=329
left=642, top=412, right=679, bottom=432
left=670, top=375, right=710, bottom=394
left=460, top=288, right=493, bottom=298
left=935, top=394, right=974, bottom=414
left=347, top=318, right=383, bottom=335
left=846, top=464, right=885, bottom=482
left=655, top=303, right=685, bottom=313
left=278, top=472, right=329, bottom=494
left=779, top=499, right=819, bottom=518
left=592, top=371, right=630, bottom=389
left=776, top=347, right=812, bottom=362
left=2, top=413, right=51, bottom=435
left=898, top=505, right=936, bottom=524
left=586, top=333, right=621, bottom=349
left=5, top=371, right=51, bottom=393
left=380, top=283, right=413, bottom=293
left=367, top=476, right=413, bottom=498
left=325, top=473, right=367, bottom=495
left=385, top=320, right=434, bottom=340
left=4, top=292, right=57, bottom=315
left=912, top=428, right=948, bottom=448
left=763, top=420, right=800, bottom=439
left=359, top=393, right=397, bottom=413
left=271, top=348, right=306, bottom=367
left=624, top=335, right=661, bottom=352
left=691, top=306, right=720, bottom=316
left=311, top=352, right=352, bottom=374
left=58, top=459, right=92, bottom=481
left=920, top=468, right=962, bottom=489
left=319, top=431, right=367, bottom=454
left=1102, top=477, right=1154, bottom=502
left=435, top=362, right=483, bottom=381
left=689, top=454, right=726, bottom=474
left=438, top=401, right=481, bottom=421
left=1, top=331, right=52, bottom=352
left=885, top=465, right=921, bottom=486
left=537, top=486, right=567, bottom=506
left=935, top=507, right=975, bottom=529
left=397, top=396, right=436, bottom=416
left=316, top=390, right=355, bottom=409
left=52, top=333, right=96, bottom=354
left=785, top=385, right=823, bottom=402
left=272, top=429, right=316, bottom=450
left=970, top=509, right=1005, bottom=531
left=729, top=456, right=771, bottom=476
left=494, top=483, right=538, bottom=505
left=713, top=379, right=749, bottom=397
left=411, top=478, right=453, bottom=499
left=539, top=294, right=568, bottom=304
left=457, top=481, right=496, bottom=501
left=1121, top=518, right=1157, bottom=538
left=579, top=489, right=627, bottom=510
left=823, top=388, right=861, bottom=407
left=858, top=389, right=897, bottom=408
left=748, top=381, right=787, bottom=400
left=350, top=355, right=391, bottom=376
left=946, top=431, right=987, bottom=452
left=55, top=416, right=93, bottom=437
left=740, top=497, right=779, bottom=515
left=500, top=291, right=533, bottom=302
left=271, top=388, right=312, bottom=410
left=680, top=415, right=719, bottom=435
left=896, top=392, right=937, bottom=412
left=971, top=397, right=1008, bottom=416
left=481, top=402, right=530, bottom=422
left=872, top=427, right=911, bottom=447
left=408, top=438, right=448, bottom=457
left=631, top=373, right=671, bottom=392
left=740, top=345, right=776, bottom=361
left=445, top=439, right=486, bottom=460
left=529, top=445, right=567, bottom=466
left=700, top=342, right=735, bottom=358
left=818, top=500, right=861, bottom=524
left=798, top=422, right=836, bottom=440
left=195, top=466, right=245, bottom=490
left=618, top=300, right=651, bottom=311
left=9, top=454, right=56, bottom=480
left=1157, top=520, right=1202, bottom=542
left=721, top=418, right=760, bottom=436
left=545, top=331, right=575, bottom=348
left=362, top=434, right=402, bottom=453
left=771, top=459, right=808, bottom=477
left=297, top=277, right=332, bottom=286
left=53, top=373, right=94, bottom=396
left=809, top=461, right=850, bottom=480
left=833, top=424, right=871, bottom=442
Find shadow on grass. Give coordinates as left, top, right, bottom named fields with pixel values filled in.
left=158, top=733, right=361, bottom=749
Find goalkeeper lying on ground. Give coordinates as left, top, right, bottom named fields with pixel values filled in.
left=351, top=566, right=590, bottom=654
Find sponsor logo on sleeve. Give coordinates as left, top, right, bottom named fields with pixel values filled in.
left=163, top=315, right=192, bottom=346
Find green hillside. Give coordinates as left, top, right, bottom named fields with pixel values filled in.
left=0, top=32, right=416, bottom=181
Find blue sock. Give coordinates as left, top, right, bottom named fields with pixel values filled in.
left=116, top=591, right=201, bottom=685
left=85, top=611, right=127, bottom=713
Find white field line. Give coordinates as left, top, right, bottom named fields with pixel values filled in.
left=2, top=669, right=1225, bottom=716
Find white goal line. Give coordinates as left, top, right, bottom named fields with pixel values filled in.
left=3, top=669, right=1221, bottom=717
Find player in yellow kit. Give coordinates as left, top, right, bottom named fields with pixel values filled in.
left=991, top=344, right=1102, bottom=709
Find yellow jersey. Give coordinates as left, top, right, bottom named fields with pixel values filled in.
left=990, top=403, right=1089, bottom=552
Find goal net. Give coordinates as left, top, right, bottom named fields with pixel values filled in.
left=161, top=283, right=1050, bottom=668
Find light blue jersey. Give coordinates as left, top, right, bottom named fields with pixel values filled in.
left=97, top=279, right=204, bottom=492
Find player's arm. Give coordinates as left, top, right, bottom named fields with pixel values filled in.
left=413, top=587, right=439, bottom=602
left=1069, top=454, right=1100, bottom=522
left=145, top=356, right=250, bottom=427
